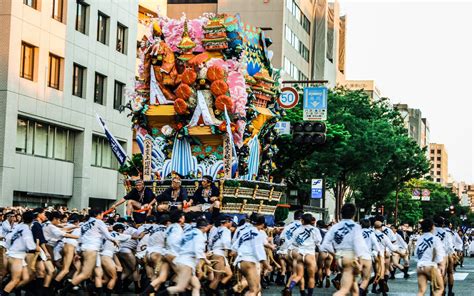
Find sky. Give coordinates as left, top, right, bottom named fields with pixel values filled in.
left=340, top=0, right=473, bottom=183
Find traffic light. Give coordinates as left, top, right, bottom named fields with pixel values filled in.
left=449, top=205, right=455, bottom=215
left=292, top=121, right=326, bottom=145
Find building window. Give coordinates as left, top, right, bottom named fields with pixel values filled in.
left=116, top=23, right=128, bottom=54
left=285, top=25, right=291, bottom=44
left=437, top=164, right=441, bottom=168
left=23, top=0, right=37, bottom=9
left=291, top=1, right=299, bottom=21
left=114, top=81, right=125, bottom=110
left=16, top=119, right=27, bottom=153
left=285, top=25, right=299, bottom=50
left=94, top=73, right=106, bottom=105
left=34, top=122, right=48, bottom=157
left=16, top=118, right=75, bottom=162
left=48, top=54, right=62, bottom=90
left=437, top=157, right=441, bottom=161
left=301, top=14, right=311, bottom=34
left=299, top=43, right=309, bottom=62
left=97, top=12, right=109, bottom=45
left=91, top=135, right=120, bottom=169
left=20, top=42, right=35, bottom=81
left=52, top=0, right=64, bottom=22
left=437, top=149, right=441, bottom=154
left=76, top=1, right=88, bottom=34
left=13, top=191, right=68, bottom=208
left=284, top=56, right=299, bottom=80
left=286, top=0, right=310, bottom=34
left=298, top=72, right=308, bottom=81
left=72, top=63, right=86, bottom=98
left=285, top=25, right=308, bottom=61
left=47, top=126, right=54, bottom=158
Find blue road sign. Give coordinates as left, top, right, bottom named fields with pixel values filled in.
left=311, top=179, right=323, bottom=199
left=303, top=87, right=328, bottom=121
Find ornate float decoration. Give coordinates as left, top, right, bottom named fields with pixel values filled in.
left=123, top=13, right=286, bottom=216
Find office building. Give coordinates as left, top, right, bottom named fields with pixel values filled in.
left=394, top=103, right=424, bottom=147
left=421, top=117, right=430, bottom=152
left=429, top=143, right=449, bottom=186
left=0, top=0, right=138, bottom=209
left=342, top=80, right=382, bottom=101
left=466, top=185, right=474, bottom=212
left=165, top=0, right=346, bottom=86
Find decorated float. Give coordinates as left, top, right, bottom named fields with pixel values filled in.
left=121, top=13, right=287, bottom=218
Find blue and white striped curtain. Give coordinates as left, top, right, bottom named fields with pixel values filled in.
left=240, top=136, right=260, bottom=180
left=170, top=137, right=197, bottom=177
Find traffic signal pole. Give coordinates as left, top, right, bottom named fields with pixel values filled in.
left=282, top=80, right=328, bottom=85
left=284, top=81, right=329, bottom=219
left=394, top=188, right=400, bottom=224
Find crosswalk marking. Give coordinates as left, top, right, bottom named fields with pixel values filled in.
left=453, top=272, right=468, bottom=281
left=394, top=271, right=416, bottom=279
left=395, top=271, right=469, bottom=281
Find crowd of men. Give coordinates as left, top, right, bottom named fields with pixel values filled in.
left=0, top=177, right=471, bottom=296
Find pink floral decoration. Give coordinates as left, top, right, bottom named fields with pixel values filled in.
left=188, top=18, right=207, bottom=52
left=234, top=120, right=247, bottom=147
left=206, top=58, right=248, bottom=147
left=158, top=16, right=207, bottom=52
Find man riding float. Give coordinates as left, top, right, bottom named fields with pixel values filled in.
left=111, top=180, right=156, bottom=219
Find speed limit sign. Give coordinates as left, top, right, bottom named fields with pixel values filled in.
left=277, top=87, right=299, bottom=109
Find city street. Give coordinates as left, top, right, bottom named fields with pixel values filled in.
left=0, top=2, right=472, bottom=296
left=261, top=257, right=474, bottom=295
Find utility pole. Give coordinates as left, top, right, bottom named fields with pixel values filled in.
left=394, top=187, right=400, bottom=224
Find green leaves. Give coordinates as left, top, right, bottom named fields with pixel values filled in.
left=381, top=180, right=460, bottom=225
left=118, top=153, right=143, bottom=177
left=273, top=86, right=430, bottom=217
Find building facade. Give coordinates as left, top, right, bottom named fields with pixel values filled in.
left=165, top=0, right=345, bottom=86
left=421, top=117, right=430, bottom=155
left=448, top=180, right=472, bottom=209
left=218, top=0, right=346, bottom=86
left=466, top=185, right=474, bottom=212
left=429, top=143, right=448, bottom=186
left=342, top=80, right=382, bottom=101
left=0, top=0, right=138, bottom=209
left=167, top=0, right=217, bottom=19
left=394, top=103, right=424, bottom=147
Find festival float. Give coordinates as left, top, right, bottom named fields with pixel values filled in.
left=120, top=13, right=287, bottom=221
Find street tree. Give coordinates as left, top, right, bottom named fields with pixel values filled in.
left=381, top=179, right=457, bottom=224
left=274, top=86, right=428, bottom=218
left=353, top=134, right=430, bottom=221
left=382, top=189, right=423, bottom=225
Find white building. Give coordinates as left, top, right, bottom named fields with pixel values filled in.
left=0, top=0, right=138, bottom=209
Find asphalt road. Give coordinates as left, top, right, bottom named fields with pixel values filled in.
left=262, top=256, right=474, bottom=295
left=114, top=256, right=473, bottom=295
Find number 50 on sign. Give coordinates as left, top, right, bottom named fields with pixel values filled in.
left=277, top=87, right=299, bottom=109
